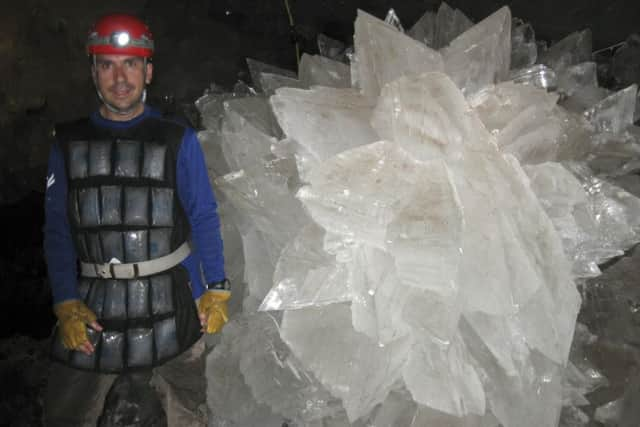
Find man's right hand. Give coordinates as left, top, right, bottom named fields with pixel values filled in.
left=53, top=299, right=103, bottom=355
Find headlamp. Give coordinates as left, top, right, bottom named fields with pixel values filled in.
left=112, top=32, right=131, bottom=47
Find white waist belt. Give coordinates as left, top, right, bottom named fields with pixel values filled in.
left=80, top=242, right=191, bottom=279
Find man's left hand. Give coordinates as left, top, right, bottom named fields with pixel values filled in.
left=197, top=290, right=231, bottom=334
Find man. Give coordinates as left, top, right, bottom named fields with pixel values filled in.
left=43, top=14, right=229, bottom=426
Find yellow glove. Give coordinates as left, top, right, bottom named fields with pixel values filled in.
left=54, top=299, right=101, bottom=351
left=197, top=290, right=231, bottom=334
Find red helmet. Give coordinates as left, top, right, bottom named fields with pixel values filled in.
left=87, top=14, right=154, bottom=57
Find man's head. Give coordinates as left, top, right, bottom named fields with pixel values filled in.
left=87, top=14, right=154, bottom=121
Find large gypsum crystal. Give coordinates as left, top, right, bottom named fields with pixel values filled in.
left=263, top=72, right=580, bottom=424
left=201, top=4, right=640, bottom=426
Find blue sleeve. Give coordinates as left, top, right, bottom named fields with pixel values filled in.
left=177, top=127, right=226, bottom=299
left=43, top=142, right=79, bottom=304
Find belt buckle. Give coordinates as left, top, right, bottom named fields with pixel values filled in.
left=95, top=263, right=112, bottom=279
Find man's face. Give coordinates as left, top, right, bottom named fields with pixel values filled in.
left=92, top=54, right=153, bottom=118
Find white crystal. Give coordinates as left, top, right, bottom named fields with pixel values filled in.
left=270, top=86, right=378, bottom=178
left=584, top=84, right=638, bottom=134
left=383, top=8, right=404, bottom=32
left=538, top=30, right=592, bottom=73
left=433, top=2, right=473, bottom=49
left=403, top=334, right=485, bottom=416
left=259, top=72, right=307, bottom=97
left=246, top=58, right=296, bottom=93
left=296, top=141, right=432, bottom=248
left=299, top=53, right=351, bottom=88
left=197, top=129, right=231, bottom=176
left=353, top=9, right=444, bottom=99
left=206, top=318, right=285, bottom=426
left=442, top=7, right=511, bottom=96
left=386, top=159, right=464, bottom=295
left=511, top=19, right=537, bottom=69
left=508, top=64, right=558, bottom=90
left=470, top=82, right=564, bottom=163
left=281, top=303, right=410, bottom=422
left=219, top=98, right=279, bottom=172
left=238, top=313, right=340, bottom=423
left=407, top=10, right=436, bottom=47
left=259, top=223, right=352, bottom=311
left=372, top=72, right=492, bottom=162
left=557, top=62, right=598, bottom=97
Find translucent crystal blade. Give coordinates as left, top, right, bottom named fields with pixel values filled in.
left=317, top=33, right=349, bottom=63
left=557, top=62, right=598, bottom=98
left=298, top=54, right=351, bottom=88
left=407, top=10, right=436, bottom=47
left=197, top=129, right=231, bottom=176
left=353, top=9, right=444, bottom=98
left=386, top=159, right=464, bottom=295
left=259, top=72, right=307, bottom=97
left=433, top=2, right=473, bottom=49
left=270, top=86, right=378, bottom=177
left=206, top=318, right=284, bottom=426
left=460, top=319, right=565, bottom=427
left=538, top=30, right=592, bottom=73
left=510, top=19, right=537, bottom=69
left=259, top=223, right=352, bottom=311
left=442, top=7, right=511, bottom=96
left=384, top=8, right=404, bottom=32
left=508, top=64, right=558, bottom=90
left=372, top=72, right=492, bottom=162
left=239, top=313, right=340, bottom=423
left=584, top=84, right=638, bottom=134
left=246, top=58, right=297, bottom=93
left=296, top=141, right=429, bottom=248
left=403, top=335, right=485, bottom=416
left=281, top=304, right=410, bottom=422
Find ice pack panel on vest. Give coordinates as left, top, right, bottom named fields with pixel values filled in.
left=151, top=188, right=174, bottom=226
left=124, top=230, right=148, bottom=262
left=154, top=317, right=179, bottom=360
left=103, top=280, right=127, bottom=320
left=101, top=185, right=122, bottom=225
left=101, top=231, right=124, bottom=262
left=100, top=331, right=125, bottom=372
left=127, top=328, right=153, bottom=367
left=127, top=279, right=150, bottom=319
left=151, top=274, right=174, bottom=315
left=115, top=140, right=141, bottom=177
left=86, top=279, right=106, bottom=318
left=150, top=229, right=171, bottom=258
left=79, top=188, right=100, bottom=227
left=125, top=187, right=149, bottom=226
left=142, top=143, right=166, bottom=180
left=69, top=141, right=89, bottom=179
left=87, top=233, right=103, bottom=263
left=89, top=140, right=112, bottom=176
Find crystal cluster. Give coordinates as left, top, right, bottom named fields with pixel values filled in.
left=198, top=3, right=640, bottom=426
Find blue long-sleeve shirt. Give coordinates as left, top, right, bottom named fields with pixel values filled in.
left=44, top=106, right=225, bottom=303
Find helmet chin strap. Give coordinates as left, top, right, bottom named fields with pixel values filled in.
left=93, top=56, right=148, bottom=116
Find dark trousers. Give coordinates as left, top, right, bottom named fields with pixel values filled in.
left=44, top=338, right=207, bottom=427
